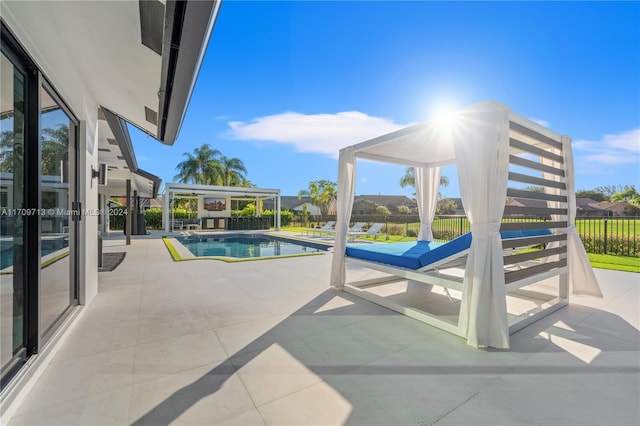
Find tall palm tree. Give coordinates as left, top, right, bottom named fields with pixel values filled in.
left=298, top=180, right=337, bottom=216
left=0, top=130, right=22, bottom=173
left=174, top=144, right=222, bottom=185
left=219, top=155, right=248, bottom=186
left=41, top=125, right=69, bottom=176
left=399, top=167, right=449, bottom=189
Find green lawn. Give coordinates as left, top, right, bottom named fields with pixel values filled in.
left=576, top=218, right=640, bottom=236
left=588, top=253, right=640, bottom=273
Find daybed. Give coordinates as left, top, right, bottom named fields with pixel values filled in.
left=330, top=101, right=602, bottom=349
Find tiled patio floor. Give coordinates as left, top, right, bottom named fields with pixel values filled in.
left=7, top=233, right=640, bottom=425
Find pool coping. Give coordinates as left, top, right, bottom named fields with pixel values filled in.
left=162, top=231, right=333, bottom=263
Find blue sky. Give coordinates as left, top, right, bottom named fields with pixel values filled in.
left=131, top=1, right=640, bottom=199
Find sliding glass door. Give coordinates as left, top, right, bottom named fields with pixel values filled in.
left=1, top=23, right=78, bottom=388
left=0, top=48, right=27, bottom=384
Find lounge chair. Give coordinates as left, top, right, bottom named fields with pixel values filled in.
left=326, top=222, right=366, bottom=239
left=303, top=220, right=336, bottom=237
left=348, top=222, right=386, bottom=240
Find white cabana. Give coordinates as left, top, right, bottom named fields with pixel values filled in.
left=162, top=183, right=281, bottom=232
left=330, top=100, right=602, bottom=349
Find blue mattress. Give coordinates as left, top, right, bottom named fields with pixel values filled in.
left=345, top=228, right=552, bottom=270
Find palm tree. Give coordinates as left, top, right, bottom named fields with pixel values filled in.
left=219, top=155, right=248, bottom=186
left=0, top=130, right=22, bottom=173
left=41, top=125, right=69, bottom=176
left=174, top=144, right=222, bottom=185
left=298, top=180, right=337, bottom=216
left=611, top=186, right=640, bottom=207
left=399, top=167, right=449, bottom=189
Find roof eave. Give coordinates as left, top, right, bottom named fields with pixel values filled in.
left=157, top=0, right=222, bottom=145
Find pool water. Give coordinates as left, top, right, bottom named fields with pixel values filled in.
left=176, top=234, right=327, bottom=259
left=0, top=237, right=68, bottom=270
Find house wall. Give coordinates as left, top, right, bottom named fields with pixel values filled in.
left=293, top=202, right=321, bottom=216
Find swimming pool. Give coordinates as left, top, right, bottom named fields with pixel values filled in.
left=1, top=236, right=68, bottom=270
left=175, top=233, right=329, bottom=259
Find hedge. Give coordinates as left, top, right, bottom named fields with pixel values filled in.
left=581, top=235, right=639, bottom=257
left=136, top=208, right=295, bottom=230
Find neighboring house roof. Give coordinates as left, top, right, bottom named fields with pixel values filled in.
left=576, top=198, right=600, bottom=207
left=505, top=197, right=549, bottom=209
left=354, top=195, right=415, bottom=207
left=263, top=196, right=313, bottom=211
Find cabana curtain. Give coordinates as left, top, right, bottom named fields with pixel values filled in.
left=330, top=146, right=356, bottom=289
left=415, top=166, right=441, bottom=241
left=561, top=136, right=603, bottom=297
left=454, top=105, right=511, bottom=349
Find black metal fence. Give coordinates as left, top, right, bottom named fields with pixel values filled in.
left=293, top=214, right=639, bottom=257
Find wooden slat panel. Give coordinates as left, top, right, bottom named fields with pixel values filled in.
left=503, top=206, right=568, bottom=216
left=503, top=247, right=567, bottom=265
left=509, top=121, right=563, bottom=150
left=502, top=234, right=567, bottom=249
left=509, top=138, right=564, bottom=163
left=500, top=221, right=567, bottom=231
left=504, top=259, right=567, bottom=284
left=508, top=172, right=566, bottom=190
left=506, top=188, right=567, bottom=203
left=509, top=155, right=565, bottom=177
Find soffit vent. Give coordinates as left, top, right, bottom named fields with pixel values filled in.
left=107, top=138, right=118, bottom=145
left=145, top=106, right=158, bottom=125
left=139, top=0, right=165, bottom=55
left=98, top=148, right=111, bottom=152
left=117, top=156, right=125, bottom=160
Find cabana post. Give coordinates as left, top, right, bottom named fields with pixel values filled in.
left=330, top=100, right=602, bottom=349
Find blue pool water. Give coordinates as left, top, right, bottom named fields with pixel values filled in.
left=176, top=234, right=328, bottom=259
left=0, top=237, right=68, bottom=270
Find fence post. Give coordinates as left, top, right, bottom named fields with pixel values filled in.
left=603, top=218, right=608, bottom=255
left=459, top=216, right=463, bottom=237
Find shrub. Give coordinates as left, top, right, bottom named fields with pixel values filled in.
left=144, top=208, right=162, bottom=229
left=109, top=206, right=127, bottom=230
left=262, top=209, right=294, bottom=227
left=433, top=229, right=457, bottom=241
left=580, top=234, right=639, bottom=257
left=406, top=229, right=418, bottom=238
left=384, top=224, right=405, bottom=236
left=375, top=205, right=391, bottom=216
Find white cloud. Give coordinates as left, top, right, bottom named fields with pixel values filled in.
left=602, top=128, right=640, bottom=153
left=573, top=128, right=640, bottom=166
left=529, top=117, right=550, bottom=128
left=227, top=111, right=409, bottom=157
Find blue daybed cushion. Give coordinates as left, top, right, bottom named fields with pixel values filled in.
left=345, top=240, right=445, bottom=270
left=345, top=228, right=552, bottom=270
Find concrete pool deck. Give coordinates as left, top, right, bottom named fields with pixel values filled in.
left=5, top=231, right=639, bottom=425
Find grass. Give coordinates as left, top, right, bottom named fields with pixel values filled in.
left=588, top=253, right=640, bottom=273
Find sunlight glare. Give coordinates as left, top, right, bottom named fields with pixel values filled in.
left=431, top=101, right=459, bottom=128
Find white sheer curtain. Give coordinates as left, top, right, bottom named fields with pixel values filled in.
left=330, top=146, right=356, bottom=289
left=561, top=136, right=602, bottom=297
left=415, top=166, right=441, bottom=241
left=455, top=103, right=511, bottom=349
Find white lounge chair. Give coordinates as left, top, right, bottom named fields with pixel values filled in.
left=327, top=222, right=365, bottom=238
left=303, top=220, right=336, bottom=237
left=349, top=222, right=386, bottom=240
